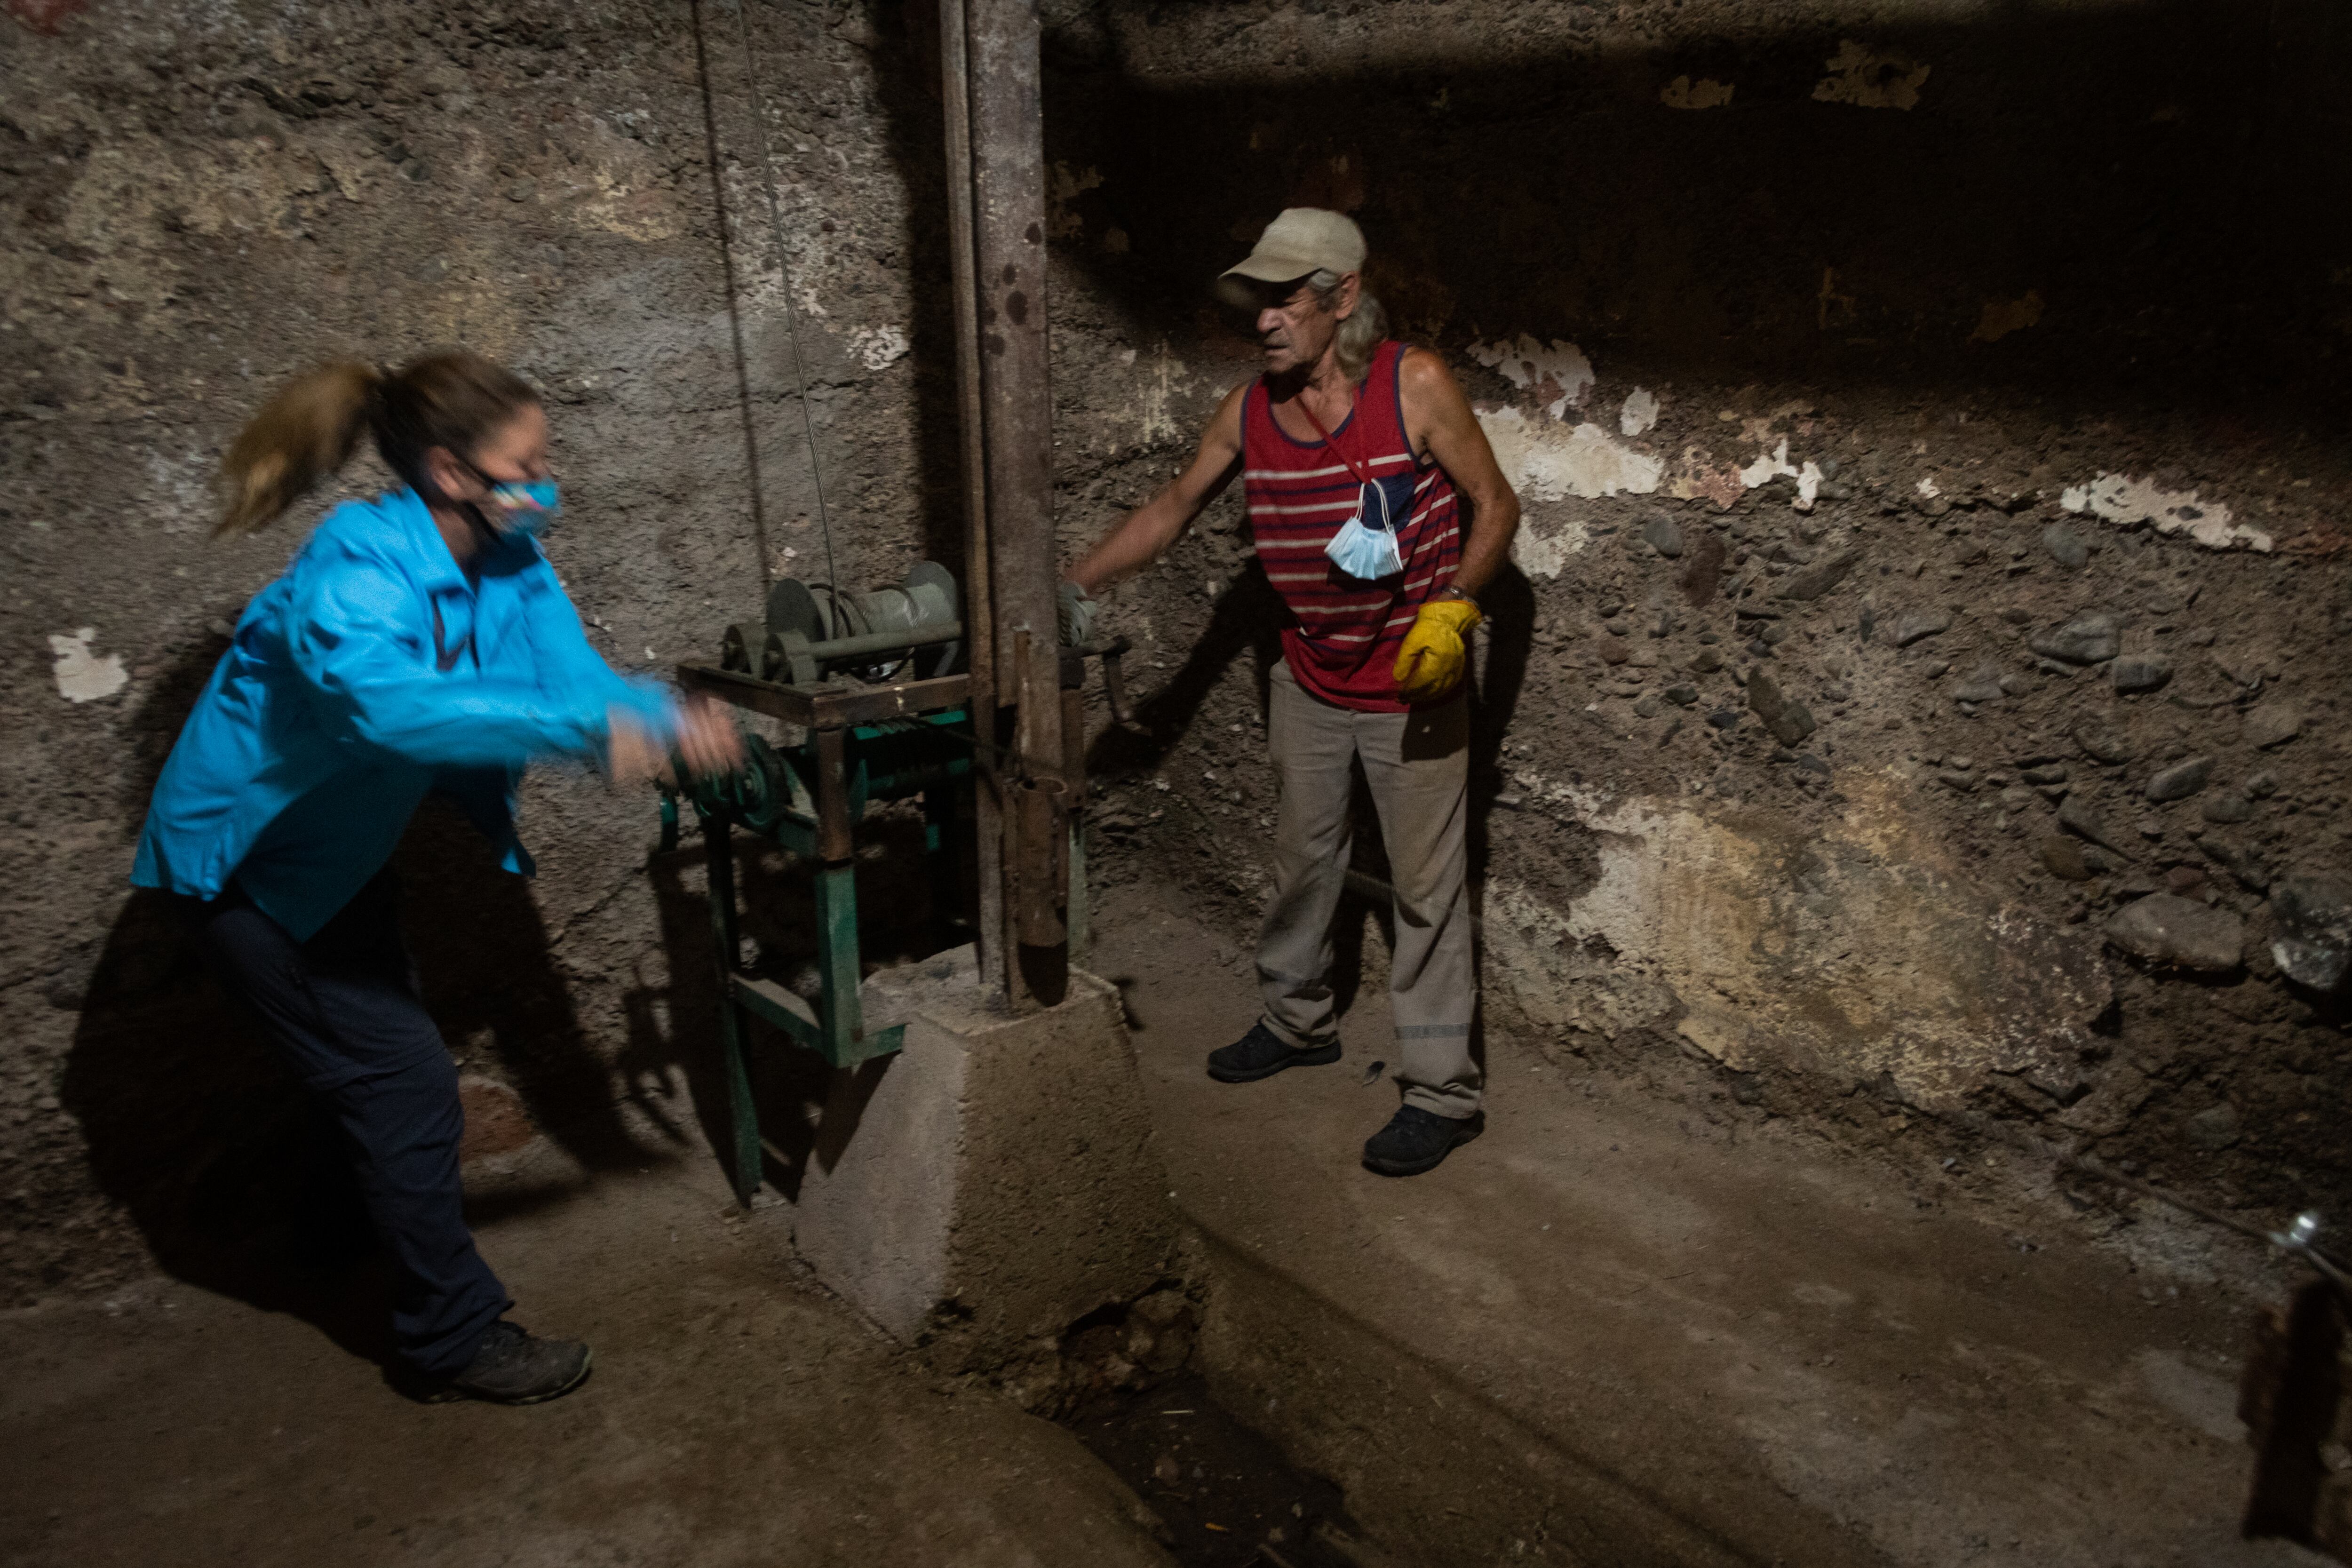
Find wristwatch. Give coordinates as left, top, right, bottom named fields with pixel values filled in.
left=1434, top=583, right=1479, bottom=610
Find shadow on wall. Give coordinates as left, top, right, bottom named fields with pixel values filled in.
left=58, top=638, right=680, bottom=1354
left=1027, top=0, right=2350, bottom=398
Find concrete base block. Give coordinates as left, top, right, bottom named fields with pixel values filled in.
left=793, top=947, right=1179, bottom=1370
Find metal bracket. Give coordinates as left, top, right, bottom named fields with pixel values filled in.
left=730, top=973, right=905, bottom=1069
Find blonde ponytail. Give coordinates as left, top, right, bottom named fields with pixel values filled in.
left=216, top=361, right=382, bottom=537
left=214, top=350, right=540, bottom=538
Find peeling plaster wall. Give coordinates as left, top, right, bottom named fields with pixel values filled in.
left=7, top=0, right=2352, bottom=1300
left=0, top=0, right=947, bottom=1302
left=1038, top=0, right=2352, bottom=1232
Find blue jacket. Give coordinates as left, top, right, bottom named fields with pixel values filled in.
left=132, top=488, right=675, bottom=939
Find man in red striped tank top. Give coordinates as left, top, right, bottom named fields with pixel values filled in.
left=1065, top=209, right=1520, bottom=1176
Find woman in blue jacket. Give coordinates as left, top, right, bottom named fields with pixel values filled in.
left=134, top=350, right=739, bottom=1404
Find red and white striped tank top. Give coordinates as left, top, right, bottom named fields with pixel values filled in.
left=1243, top=339, right=1462, bottom=713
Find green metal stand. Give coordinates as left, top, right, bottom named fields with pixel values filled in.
left=667, top=669, right=977, bottom=1203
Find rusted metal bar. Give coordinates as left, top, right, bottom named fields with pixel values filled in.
left=796, top=621, right=963, bottom=663
left=1062, top=683, right=1088, bottom=958
left=813, top=725, right=854, bottom=863
left=968, top=0, right=1057, bottom=718
left=675, top=663, right=969, bottom=728
left=1010, top=775, right=1068, bottom=947
left=968, top=0, right=1065, bottom=1003
left=1004, top=629, right=1067, bottom=950
left=701, top=813, right=762, bottom=1202
left=939, top=0, right=1008, bottom=1000
left=1060, top=687, right=1086, bottom=811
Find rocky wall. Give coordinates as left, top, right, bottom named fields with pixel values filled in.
left=1037, top=0, right=2352, bottom=1229
left=6, top=0, right=2350, bottom=1304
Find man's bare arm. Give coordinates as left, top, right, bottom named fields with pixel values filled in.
left=1399, top=349, right=1520, bottom=601
left=1068, top=383, right=1249, bottom=595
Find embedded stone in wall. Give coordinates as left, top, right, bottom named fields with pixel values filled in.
left=2074, top=723, right=2135, bottom=765
left=2246, top=706, right=2304, bottom=750
left=2029, top=611, right=2122, bottom=666
left=2145, top=756, right=2213, bottom=803
left=1889, top=608, right=1952, bottom=647
left=2185, top=1103, right=2243, bottom=1151
left=2199, top=836, right=2273, bottom=894
left=2106, top=893, right=2245, bottom=975
left=1775, top=547, right=1860, bottom=603
left=2270, top=876, right=2352, bottom=991
left=2041, top=523, right=2089, bottom=570
left=1745, top=669, right=1816, bottom=748
left=2040, top=836, right=2092, bottom=882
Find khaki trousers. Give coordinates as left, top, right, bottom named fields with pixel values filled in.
left=1256, top=661, right=1481, bottom=1119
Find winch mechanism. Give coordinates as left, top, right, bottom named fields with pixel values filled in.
left=720, top=561, right=964, bottom=687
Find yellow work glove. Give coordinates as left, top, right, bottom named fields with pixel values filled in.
left=1392, top=596, right=1482, bottom=704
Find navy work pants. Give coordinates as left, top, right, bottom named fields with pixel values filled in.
left=182, top=872, right=509, bottom=1375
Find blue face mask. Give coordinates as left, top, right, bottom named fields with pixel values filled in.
left=1324, top=474, right=1409, bottom=581
left=485, top=478, right=561, bottom=537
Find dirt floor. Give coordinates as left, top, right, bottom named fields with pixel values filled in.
left=7, top=871, right=2344, bottom=1568
left=1086, top=877, right=2336, bottom=1568
left=0, top=1135, right=1173, bottom=1568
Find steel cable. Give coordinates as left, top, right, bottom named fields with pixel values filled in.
left=729, top=0, right=842, bottom=609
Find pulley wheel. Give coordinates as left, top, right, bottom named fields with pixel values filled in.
left=720, top=621, right=767, bottom=677
left=764, top=578, right=825, bottom=642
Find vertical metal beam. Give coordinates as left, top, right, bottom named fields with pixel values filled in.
left=945, top=0, right=1067, bottom=1006
left=702, top=814, right=762, bottom=1203
left=1062, top=683, right=1089, bottom=959
left=937, top=0, right=1007, bottom=1001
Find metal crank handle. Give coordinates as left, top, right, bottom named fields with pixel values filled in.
left=1068, top=634, right=1136, bottom=725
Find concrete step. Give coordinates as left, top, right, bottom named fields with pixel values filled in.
left=1092, top=881, right=2329, bottom=1568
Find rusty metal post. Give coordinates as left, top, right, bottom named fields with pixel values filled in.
left=947, top=0, right=1066, bottom=1006
left=938, top=0, right=1007, bottom=1000
left=813, top=725, right=854, bottom=863
left=1061, top=681, right=1088, bottom=959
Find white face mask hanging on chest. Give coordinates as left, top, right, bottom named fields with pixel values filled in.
left=1296, top=387, right=1409, bottom=582
left=1325, top=475, right=1407, bottom=580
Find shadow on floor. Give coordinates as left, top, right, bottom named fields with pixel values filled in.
left=59, top=639, right=700, bottom=1365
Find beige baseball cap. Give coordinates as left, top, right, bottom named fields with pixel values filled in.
left=1216, top=208, right=1366, bottom=305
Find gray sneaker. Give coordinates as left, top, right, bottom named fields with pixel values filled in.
left=420, top=1320, right=592, bottom=1405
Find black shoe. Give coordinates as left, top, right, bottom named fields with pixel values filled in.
left=1362, top=1106, right=1483, bottom=1176
left=418, top=1320, right=592, bottom=1405
left=1206, top=1022, right=1342, bottom=1083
